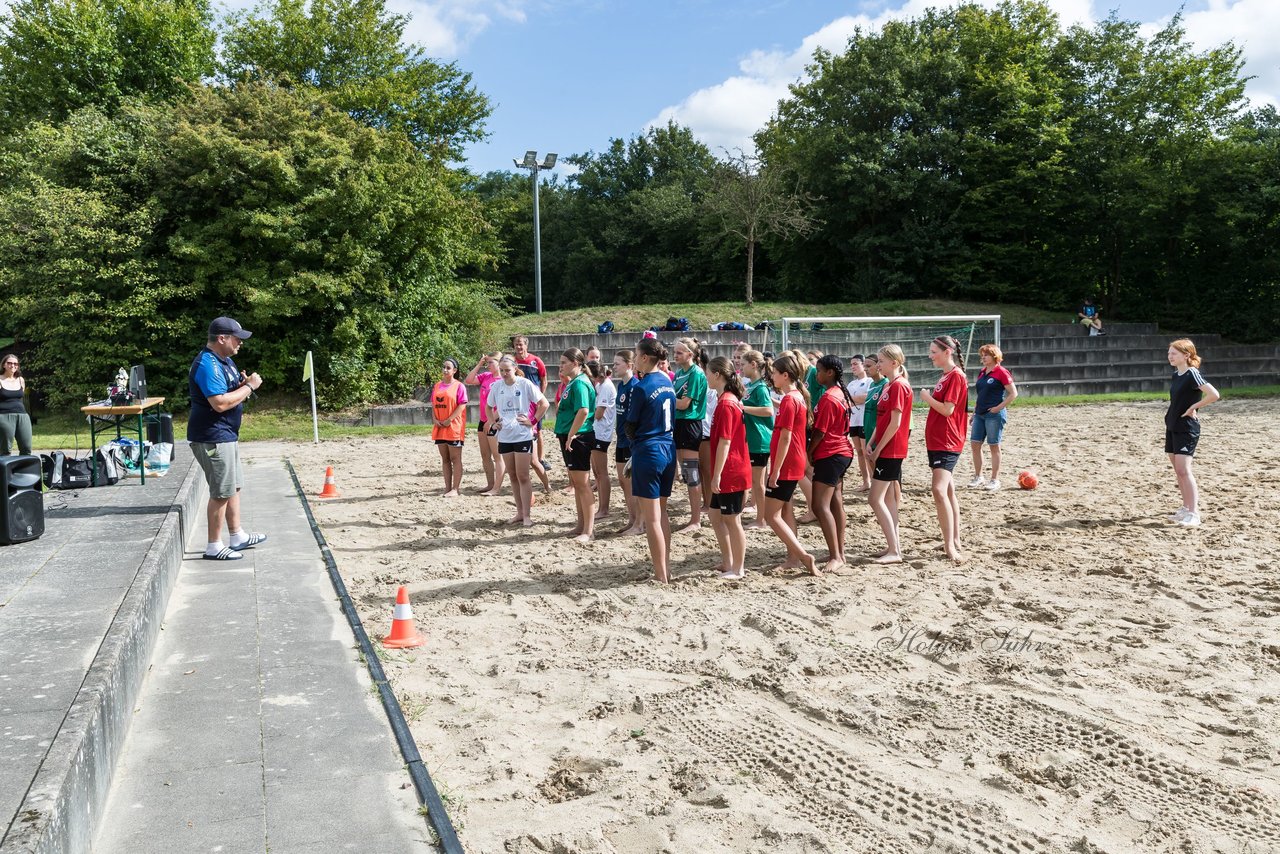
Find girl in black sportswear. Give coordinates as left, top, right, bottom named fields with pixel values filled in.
left=1165, top=339, right=1219, bottom=528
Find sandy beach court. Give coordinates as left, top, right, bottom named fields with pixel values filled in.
left=276, top=399, right=1280, bottom=853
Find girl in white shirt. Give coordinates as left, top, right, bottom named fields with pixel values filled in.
left=487, top=357, right=549, bottom=527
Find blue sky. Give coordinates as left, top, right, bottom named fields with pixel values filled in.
left=226, top=1, right=1279, bottom=174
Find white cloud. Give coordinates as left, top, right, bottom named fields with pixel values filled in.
left=650, top=0, right=1278, bottom=157
left=1160, top=0, right=1280, bottom=110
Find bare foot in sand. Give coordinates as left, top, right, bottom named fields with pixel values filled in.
left=772, top=557, right=804, bottom=571
left=745, top=521, right=769, bottom=530
left=676, top=521, right=702, bottom=534
left=593, top=511, right=610, bottom=521
left=506, top=515, right=525, bottom=525
left=443, top=490, right=460, bottom=498
left=479, top=489, right=500, bottom=497
left=797, top=512, right=816, bottom=525
left=718, top=570, right=745, bottom=580
left=572, top=534, right=593, bottom=544
left=824, top=557, right=846, bottom=574
left=617, top=525, right=645, bottom=537
left=872, top=552, right=903, bottom=564
left=802, top=553, right=820, bottom=576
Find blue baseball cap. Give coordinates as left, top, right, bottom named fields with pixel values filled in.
left=209, top=316, right=252, bottom=339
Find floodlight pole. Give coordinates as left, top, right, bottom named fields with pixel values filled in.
left=514, top=151, right=557, bottom=314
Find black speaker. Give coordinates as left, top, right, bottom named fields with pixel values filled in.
left=146, top=413, right=174, bottom=445
left=1, top=455, right=44, bottom=545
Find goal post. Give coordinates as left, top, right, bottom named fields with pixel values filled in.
left=772, top=315, right=1001, bottom=387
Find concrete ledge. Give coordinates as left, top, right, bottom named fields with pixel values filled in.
left=0, top=459, right=206, bottom=854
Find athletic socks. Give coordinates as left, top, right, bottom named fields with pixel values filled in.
left=229, top=530, right=249, bottom=548
left=206, top=541, right=224, bottom=556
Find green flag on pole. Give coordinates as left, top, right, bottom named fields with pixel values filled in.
left=303, top=351, right=313, bottom=383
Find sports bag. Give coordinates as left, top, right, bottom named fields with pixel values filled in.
left=597, top=320, right=615, bottom=334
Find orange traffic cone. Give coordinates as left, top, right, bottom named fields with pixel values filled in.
left=381, top=586, right=425, bottom=649
left=317, top=466, right=341, bottom=499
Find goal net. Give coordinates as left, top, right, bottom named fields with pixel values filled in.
left=768, top=315, right=1001, bottom=388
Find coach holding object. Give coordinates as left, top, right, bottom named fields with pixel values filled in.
left=187, top=316, right=268, bottom=561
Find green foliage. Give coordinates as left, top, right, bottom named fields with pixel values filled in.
left=221, top=0, right=490, bottom=162
left=0, top=0, right=216, bottom=133
left=0, top=83, right=504, bottom=409
left=756, top=0, right=1277, bottom=341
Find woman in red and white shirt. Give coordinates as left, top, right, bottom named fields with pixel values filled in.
left=706, top=357, right=752, bottom=579
left=921, top=335, right=970, bottom=562
left=866, top=344, right=912, bottom=564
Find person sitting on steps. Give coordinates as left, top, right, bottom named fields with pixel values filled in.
left=1077, top=298, right=1105, bottom=336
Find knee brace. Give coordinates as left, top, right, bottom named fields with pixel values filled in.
left=680, top=458, right=701, bottom=486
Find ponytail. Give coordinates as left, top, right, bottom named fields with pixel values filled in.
left=816, top=354, right=854, bottom=410
left=707, top=356, right=745, bottom=399
left=932, top=335, right=965, bottom=373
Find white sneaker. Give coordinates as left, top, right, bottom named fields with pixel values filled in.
left=985, top=479, right=1001, bottom=491
left=1169, top=507, right=1190, bottom=522
left=967, top=476, right=986, bottom=488
left=1177, top=512, right=1201, bottom=527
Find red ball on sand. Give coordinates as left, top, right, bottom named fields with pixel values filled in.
left=1017, top=469, right=1038, bottom=490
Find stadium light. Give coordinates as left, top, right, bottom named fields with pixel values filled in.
left=513, top=150, right=558, bottom=314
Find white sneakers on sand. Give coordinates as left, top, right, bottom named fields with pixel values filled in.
left=967, top=476, right=985, bottom=488
left=985, top=479, right=1000, bottom=491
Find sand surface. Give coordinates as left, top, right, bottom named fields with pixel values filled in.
left=277, top=399, right=1280, bottom=854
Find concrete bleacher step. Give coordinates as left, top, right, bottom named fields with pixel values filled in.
left=1008, top=357, right=1280, bottom=382
left=1016, top=371, right=1280, bottom=396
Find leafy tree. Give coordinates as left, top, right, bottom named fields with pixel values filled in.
left=221, top=0, right=490, bottom=162
left=0, top=83, right=505, bottom=407
left=702, top=150, right=818, bottom=306
left=0, top=0, right=216, bottom=133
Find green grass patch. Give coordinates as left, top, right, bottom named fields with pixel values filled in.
left=500, top=298, right=1071, bottom=339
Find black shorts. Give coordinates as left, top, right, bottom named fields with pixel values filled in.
left=927, top=450, right=960, bottom=472
left=615, top=446, right=633, bottom=464
left=813, top=454, right=853, bottom=486
left=764, top=479, right=799, bottom=502
left=848, top=426, right=865, bottom=439
left=710, top=490, right=746, bottom=515
left=435, top=439, right=463, bottom=448
left=873, top=458, right=904, bottom=482
left=1165, top=430, right=1199, bottom=456
left=557, top=433, right=592, bottom=471
left=591, top=435, right=611, bottom=453
left=498, top=440, right=533, bottom=455
left=477, top=420, right=486, bottom=433
left=674, top=419, right=703, bottom=451
left=749, top=452, right=770, bottom=468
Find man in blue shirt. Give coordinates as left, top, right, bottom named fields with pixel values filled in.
left=1077, top=298, right=1105, bottom=336
left=188, top=317, right=267, bottom=560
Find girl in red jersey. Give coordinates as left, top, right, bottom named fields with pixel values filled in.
left=867, top=344, right=912, bottom=564
left=808, top=355, right=856, bottom=573
left=921, top=335, right=970, bottom=562
left=431, top=358, right=468, bottom=497
left=762, top=353, right=818, bottom=576
left=706, top=357, right=752, bottom=579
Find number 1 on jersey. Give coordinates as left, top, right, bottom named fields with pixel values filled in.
left=663, top=398, right=672, bottom=432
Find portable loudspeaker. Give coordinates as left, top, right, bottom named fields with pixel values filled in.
left=0, top=455, right=44, bottom=545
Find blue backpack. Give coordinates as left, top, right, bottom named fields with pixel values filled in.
left=597, top=320, right=614, bottom=334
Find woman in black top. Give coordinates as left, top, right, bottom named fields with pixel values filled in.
left=1165, top=339, right=1219, bottom=528
left=0, top=353, right=32, bottom=456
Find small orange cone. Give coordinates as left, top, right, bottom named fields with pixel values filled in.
left=317, top=466, right=341, bottom=499
left=381, top=586, right=425, bottom=649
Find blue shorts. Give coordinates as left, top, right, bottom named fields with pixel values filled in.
left=970, top=411, right=1007, bottom=445
left=630, top=440, right=676, bottom=500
